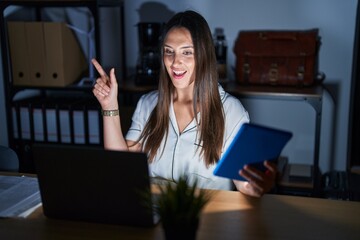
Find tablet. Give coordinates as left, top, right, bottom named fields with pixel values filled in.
left=213, top=123, right=292, bottom=181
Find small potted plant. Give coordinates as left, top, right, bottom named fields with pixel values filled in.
left=151, top=175, right=212, bottom=240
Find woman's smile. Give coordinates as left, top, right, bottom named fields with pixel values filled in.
left=172, top=69, right=187, bottom=79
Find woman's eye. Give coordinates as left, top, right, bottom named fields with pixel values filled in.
left=183, top=51, right=193, bottom=55
left=164, top=49, right=174, bottom=55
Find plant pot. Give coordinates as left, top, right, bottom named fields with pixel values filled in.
left=162, top=219, right=199, bottom=240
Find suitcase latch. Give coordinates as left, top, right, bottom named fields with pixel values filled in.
left=243, top=63, right=250, bottom=81
left=269, top=63, right=278, bottom=83
left=297, top=66, right=305, bottom=80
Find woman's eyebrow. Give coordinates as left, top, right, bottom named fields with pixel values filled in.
left=164, top=44, right=194, bottom=49
left=181, top=46, right=194, bottom=49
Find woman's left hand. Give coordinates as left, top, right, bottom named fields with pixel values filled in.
left=233, top=160, right=278, bottom=197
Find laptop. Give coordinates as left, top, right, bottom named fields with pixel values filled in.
left=32, top=143, right=159, bottom=227
left=214, top=123, right=292, bottom=181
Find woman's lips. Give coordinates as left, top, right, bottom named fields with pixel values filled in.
left=173, top=70, right=187, bottom=79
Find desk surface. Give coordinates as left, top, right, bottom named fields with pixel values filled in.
left=1, top=188, right=359, bottom=240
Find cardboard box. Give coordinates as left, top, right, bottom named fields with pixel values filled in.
left=7, top=21, right=88, bottom=87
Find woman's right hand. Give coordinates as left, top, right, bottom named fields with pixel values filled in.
left=91, top=58, right=119, bottom=110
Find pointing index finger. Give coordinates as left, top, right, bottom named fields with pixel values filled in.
left=91, top=58, right=108, bottom=78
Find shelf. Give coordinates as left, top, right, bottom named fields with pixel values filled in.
left=0, top=1, right=126, bottom=173
left=222, top=82, right=323, bottom=197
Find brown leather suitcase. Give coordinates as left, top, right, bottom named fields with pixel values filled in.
left=233, top=29, right=322, bottom=86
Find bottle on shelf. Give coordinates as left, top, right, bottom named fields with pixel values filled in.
left=214, top=27, right=227, bottom=80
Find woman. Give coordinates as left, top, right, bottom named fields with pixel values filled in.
left=92, top=10, right=276, bottom=197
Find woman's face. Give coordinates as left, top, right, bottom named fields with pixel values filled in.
left=163, top=27, right=195, bottom=90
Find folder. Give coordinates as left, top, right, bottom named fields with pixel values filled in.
left=87, top=109, right=100, bottom=144
left=19, top=107, right=31, bottom=140
left=7, top=21, right=88, bottom=87
left=45, top=97, right=86, bottom=144
left=69, top=98, right=101, bottom=145
left=13, top=97, right=40, bottom=141
left=72, top=106, right=86, bottom=144
left=44, top=97, right=78, bottom=143
left=25, top=97, right=46, bottom=142
left=7, top=22, right=30, bottom=85
left=11, top=107, right=19, bottom=139
left=59, top=109, right=71, bottom=144
left=45, top=108, right=58, bottom=142
left=73, top=110, right=85, bottom=144
left=43, top=22, right=88, bottom=87
left=33, top=107, right=45, bottom=142
left=25, top=22, right=46, bottom=86
left=54, top=97, right=85, bottom=144
left=12, top=95, right=101, bottom=145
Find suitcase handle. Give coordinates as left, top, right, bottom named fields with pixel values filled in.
left=259, top=32, right=297, bottom=41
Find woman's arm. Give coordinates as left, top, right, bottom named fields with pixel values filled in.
left=92, top=59, right=140, bottom=152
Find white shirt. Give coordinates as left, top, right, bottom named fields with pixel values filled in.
left=126, top=84, right=249, bottom=190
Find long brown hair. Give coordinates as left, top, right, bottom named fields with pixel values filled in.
left=138, top=10, right=225, bottom=167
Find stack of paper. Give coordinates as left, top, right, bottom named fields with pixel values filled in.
left=0, top=175, right=41, bottom=218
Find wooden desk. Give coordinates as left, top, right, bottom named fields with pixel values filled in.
left=1, top=189, right=359, bottom=240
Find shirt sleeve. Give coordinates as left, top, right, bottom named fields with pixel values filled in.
left=125, top=91, right=158, bottom=142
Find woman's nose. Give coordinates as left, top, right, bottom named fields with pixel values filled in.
left=171, top=53, right=182, bottom=66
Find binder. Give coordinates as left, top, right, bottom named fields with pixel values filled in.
left=12, top=95, right=102, bottom=145
left=85, top=98, right=101, bottom=144
left=12, top=99, right=32, bottom=141
left=70, top=97, right=101, bottom=145
left=30, top=100, right=45, bottom=142
left=59, top=109, right=71, bottom=144
left=73, top=111, right=85, bottom=144
left=72, top=102, right=86, bottom=144
left=33, top=108, right=45, bottom=141
left=25, top=22, right=46, bottom=86
left=87, top=109, right=100, bottom=144
left=7, top=21, right=88, bottom=87
left=43, top=22, right=88, bottom=87
left=11, top=107, right=19, bottom=139
left=19, top=107, right=31, bottom=140
left=7, top=22, right=30, bottom=85
left=44, top=97, right=77, bottom=144
left=45, top=109, right=57, bottom=142
left=57, top=98, right=78, bottom=144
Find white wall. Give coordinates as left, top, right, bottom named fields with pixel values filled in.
left=0, top=0, right=357, bottom=173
